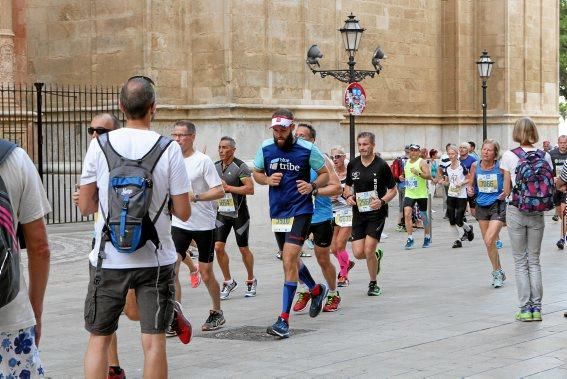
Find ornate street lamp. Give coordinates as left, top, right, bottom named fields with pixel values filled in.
left=306, top=13, right=384, bottom=159
left=476, top=50, right=494, bottom=141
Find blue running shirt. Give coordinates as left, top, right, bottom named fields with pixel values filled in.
left=254, top=138, right=325, bottom=219
left=310, top=169, right=333, bottom=223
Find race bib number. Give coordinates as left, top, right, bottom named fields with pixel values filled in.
left=217, top=193, right=236, bottom=212
left=334, top=208, right=353, bottom=227
left=448, top=184, right=460, bottom=197
left=405, top=177, right=418, bottom=189
left=272, top=217, right=294, bottom=232
left=477, top=174, right=498, bottom=193
left=356, top=190, right=377, bottom=212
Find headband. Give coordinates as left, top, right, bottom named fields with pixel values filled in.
left=271, top=116, right=294, bottom=128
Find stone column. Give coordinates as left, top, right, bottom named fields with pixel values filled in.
left=0, top=0, right=15, bottom=83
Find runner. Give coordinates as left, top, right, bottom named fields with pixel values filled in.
left=292, top=124, right=342, bottom=313
left=459, top=142, right=478, bottom=219
left=170, top=120, right=227, bottom=331
left=548, top=135, right=567, bottom=248
left=344, top=132, right=397, bottom=296
left=253, top=108, right=329, bottom=338
left=394, top=145, right=410, bottom=231
left=469, top=139, right=510, bottom=287
left=329, top=145, right=355, bottom=287
left=214, top=136, right=257, bottom=299
left=402, top=144, right=432, bottom=249
left=438, top=145, right=474, bottom=248
left=438, top=143, right=453, bottom=219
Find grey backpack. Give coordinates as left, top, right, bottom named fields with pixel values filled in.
left=97, top=133, right=172, bottom=253
left=0, top=139, right=19, bottom=309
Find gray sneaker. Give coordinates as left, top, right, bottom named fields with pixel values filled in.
left=220, top=280, right=238, bottom=300
left=201, top=310, right=225, bottom=331
left=244, top=278, right=257, bottom=297
left=492, top=270, right=504, bottom=288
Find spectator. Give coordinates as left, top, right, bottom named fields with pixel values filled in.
left=0, top=139, right=51, bottom=377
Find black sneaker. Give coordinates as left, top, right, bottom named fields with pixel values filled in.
left=466, top=226, right=474, bottom=241
left=367, top=281, right=382, bottom=296
left=557, top=239, right=565, bottom=250
left=309, top=284, right=328, bottom=318
left=452, top=240, right=462, bottom=248
left=201, top=310, right=226, bottom=331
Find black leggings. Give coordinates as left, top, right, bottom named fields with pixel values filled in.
left=446, top=197, right=467, bottom=227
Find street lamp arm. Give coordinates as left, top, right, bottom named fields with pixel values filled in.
left=308, top=67, right=380, bottom=83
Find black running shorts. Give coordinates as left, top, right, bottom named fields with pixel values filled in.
left=214, top=214, right=250, bottom=247
left=274, top=214, right=312, bottom=250
left=308, top=219, right=333, bottom=248
left=171, top=226, right=215, bottom=263
left=351, top=213, right=386, bottom=242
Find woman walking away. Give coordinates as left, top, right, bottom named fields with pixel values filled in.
left=501, top=117, right=554, bottom=322
left=438, top=145, right=474, bottom=248
left=469, top=139, right=510, bottom=288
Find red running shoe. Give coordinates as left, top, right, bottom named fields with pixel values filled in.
left=323, top=293, right=341, bottom=312
left=171, top=301, right=192, bottom=345
left=107, top=367, right=125, bottom=379
left=292, top=292, right=311, bottom=312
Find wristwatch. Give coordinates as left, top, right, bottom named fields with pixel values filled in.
left=192, top=194, right=200, bottom=203
left=310, top=181, right=318, bottom=192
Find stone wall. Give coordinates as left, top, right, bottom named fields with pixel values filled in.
left=5, top=0, right=561, bottom=159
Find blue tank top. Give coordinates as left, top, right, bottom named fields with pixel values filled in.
left=475, top=160, right=504, bottom=207
left=310, top=169, right=333, bottom=223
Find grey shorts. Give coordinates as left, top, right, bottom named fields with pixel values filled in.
left=84, top=263, right=175, bottom=336
left=475, top=201, right=506, bottom=222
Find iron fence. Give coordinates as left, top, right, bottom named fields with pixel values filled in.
left=0, top=83, right=124, bottom=224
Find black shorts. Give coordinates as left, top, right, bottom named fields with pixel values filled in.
left=308, top=219, right=333, bottom=248
left=554, top=191, right=567, bottom=206
left=214, top=214, right=250, bottom=247
left=468, top=194, right=477, bottom=209
left=475, top=200, right=506, bottom=222
left=274, top=214, right=312, bottom=250
left=84, top=264, right=175, bottom=336
left=171, top=226, right=215, bottom=263
left=351, top=213, right=386, bottom=242
left=403, top=197, right=428, bottom=211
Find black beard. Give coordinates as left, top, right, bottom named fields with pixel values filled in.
left=274, top=133, right=295, bottom=150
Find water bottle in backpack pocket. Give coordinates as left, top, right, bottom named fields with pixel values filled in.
left=511, top=147, right=555, bottom=212
left=98, top=133, right=172, bottom=253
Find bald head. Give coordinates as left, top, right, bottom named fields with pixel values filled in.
left=119, top=77, right=155, bottom=120
left=92, top=113, right=120, bottom=130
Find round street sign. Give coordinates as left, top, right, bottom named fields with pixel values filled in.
left=344, top=82, right=366, bottom=116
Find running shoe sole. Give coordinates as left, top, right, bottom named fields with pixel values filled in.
left=266, top=326, right=290, bottom=338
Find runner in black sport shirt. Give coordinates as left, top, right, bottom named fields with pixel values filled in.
left=214, top=136, right=258, bottom=299
left=344, top=132, right=397, bottom=297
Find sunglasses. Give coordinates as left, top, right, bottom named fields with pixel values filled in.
left=87, top=127, right=110, bottom=135
left=127, top=75, right=155, bottom=86
left=332, top=154, right=346, bottom=160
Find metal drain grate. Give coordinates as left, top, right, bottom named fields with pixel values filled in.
left=196, top=325, right=314, bottom=341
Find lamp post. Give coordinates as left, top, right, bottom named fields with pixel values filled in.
left=476, top=50, right=494, bottom=142
left=306, top=13, right=384, bottom=159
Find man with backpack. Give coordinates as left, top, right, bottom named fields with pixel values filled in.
left=78, top=76, right=191, bottom=378
left=0, top=139, right=51, bottom=377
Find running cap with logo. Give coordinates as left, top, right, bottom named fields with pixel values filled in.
left=271, top=116, right=294, bottom=128
left=409, top=143, right=420, bottom=150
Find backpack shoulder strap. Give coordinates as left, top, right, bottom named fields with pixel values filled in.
left=0, top=139, right=17, bottom=165
left=138, top=136, right=174, bottom=174
left=512, top=147, right=526, bottom=159
left=96, top=133, right=124, bottom=171
left=535, top=149, right=546, bottom=159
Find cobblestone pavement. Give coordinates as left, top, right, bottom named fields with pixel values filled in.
left=29, top=197, right=567, bottom=378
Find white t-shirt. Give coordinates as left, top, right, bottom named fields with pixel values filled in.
left=0, top=147, right=51, bottom=331
left=446, top=162, right=469, bottom=199
left=500, top=147, right=553, bottom=187
left=80, top=128, right=190, bottom=269
left=172, top=151, right=222, bottom=231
